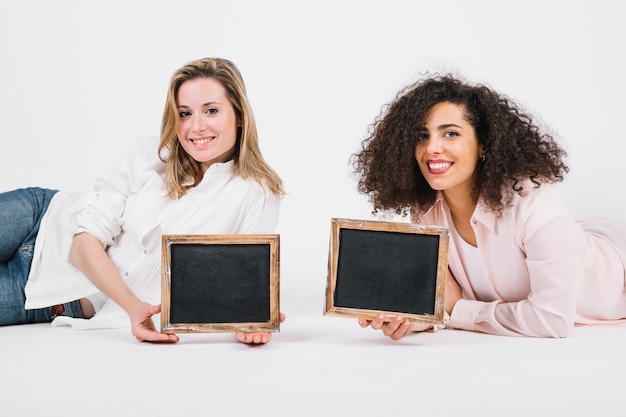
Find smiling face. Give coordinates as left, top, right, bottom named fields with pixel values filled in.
left=414, top=102, right=484, bottom=200
left=176, top=77, right=240, bottom=172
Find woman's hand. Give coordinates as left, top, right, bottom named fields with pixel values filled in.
left=357, top=269, right=464, bottom=340
left=129, top=302, right=179, bottom=343
left=358, top=313, right=420, bottom=340
left=236, top=312, right=286, bottom=344
left=70, top=232, right=179, bottom=344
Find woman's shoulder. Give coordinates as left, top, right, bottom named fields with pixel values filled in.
left=511, top=179, right=566, bottom=208
left=504, top=179, right=571, bottom=229
left=410, top=192, right=446, bottom=224
left=235, top=174, right=275, bottom=198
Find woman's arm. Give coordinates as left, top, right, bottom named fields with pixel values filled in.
left=69, top=232, right=178, bottom=343
left=447, top=183, right=583, bottom=338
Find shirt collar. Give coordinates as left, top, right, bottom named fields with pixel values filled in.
left=425, top=191, right=498, bottom=233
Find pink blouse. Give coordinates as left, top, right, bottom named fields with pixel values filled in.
left=413, top=181, right=626, bottom=337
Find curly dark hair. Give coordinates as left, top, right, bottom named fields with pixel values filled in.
left=352, top=73, right=569, bottom=217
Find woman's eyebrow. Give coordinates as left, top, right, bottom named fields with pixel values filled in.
left=176, top=101, right=221, bottom=109
left=437, top=123, right=463, bottom=130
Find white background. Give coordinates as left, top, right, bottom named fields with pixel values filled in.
left=2, top=2, right=626, bottom=416
left=1, top=0, right=625, bottom=314
left=2, top=0, right=625, bottom=315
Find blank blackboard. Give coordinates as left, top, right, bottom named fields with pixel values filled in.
left=324, top=218, right=448, bottom=325
left=160, top=234, right=280, bottom=334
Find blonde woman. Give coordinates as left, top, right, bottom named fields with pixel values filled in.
left=1, top=58, right=285, bottom=344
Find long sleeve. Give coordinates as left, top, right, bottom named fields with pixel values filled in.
left=74, top=135, right=162, bottom=246
left=418, top=182, right=626, bottom=338
left=450, top=214, right=582, bottom=338
left=24, top=136, right=162, bottom=308
left=28, top=134, right=282, bottom=330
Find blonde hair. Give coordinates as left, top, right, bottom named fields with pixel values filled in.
left=159, top=57, right=284, bottom=199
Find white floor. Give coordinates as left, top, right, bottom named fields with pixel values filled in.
left=2, top=282, right=626, bottom=417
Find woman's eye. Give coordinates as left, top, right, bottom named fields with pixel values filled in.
left=206, top=108, right=218, bottom=115
left=179, top=111, right=191, bottom=118
left=444, top=131, right=460, bottom=138
left=416, top=132, right=429, bottom=141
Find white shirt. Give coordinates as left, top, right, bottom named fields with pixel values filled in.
left=24, top=136, right=281, bottom=330
left=449, top=221, right=494, bottom=300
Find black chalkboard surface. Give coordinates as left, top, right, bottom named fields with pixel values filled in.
left=324, top=218, right=448, bottom=326
left=160, top=234, right=280, bottom=334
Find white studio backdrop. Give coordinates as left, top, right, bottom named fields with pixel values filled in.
left=1, top=0, right=624, bottom=312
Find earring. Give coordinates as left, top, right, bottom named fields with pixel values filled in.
left=480, top=155, right=486, bottom=162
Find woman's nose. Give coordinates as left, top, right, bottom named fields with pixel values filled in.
left=192, top=114, right=207, bottom=132
left=419, top=136, right=442, bottom=155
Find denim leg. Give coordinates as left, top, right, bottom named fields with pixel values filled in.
left=0, top=187, right=84, bottom=325
left=0, top=187, right=58, bottom=263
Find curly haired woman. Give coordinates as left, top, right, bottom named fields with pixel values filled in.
left=352, top=74, right=626, bottom=339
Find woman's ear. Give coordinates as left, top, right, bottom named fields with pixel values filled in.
left=478, top=145, right=486, bottom=162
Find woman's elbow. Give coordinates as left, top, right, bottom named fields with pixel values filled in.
left=542, top=314, right=574, bottom=338
left=69, top=232, right=104, bottom=267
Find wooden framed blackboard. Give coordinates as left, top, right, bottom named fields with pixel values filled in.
left=324, top=218, right=448, bottom=326
left=160, top=234, right=280, bottom=334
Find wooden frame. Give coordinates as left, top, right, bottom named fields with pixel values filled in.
left=161, top=234, right=280, bottom=334
left=324, top=218, right=448, bottom=326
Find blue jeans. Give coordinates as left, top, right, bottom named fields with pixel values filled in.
left=0, top=187, right=84, bottom=325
